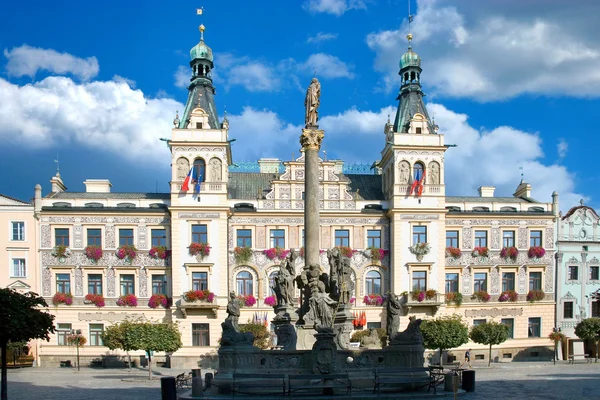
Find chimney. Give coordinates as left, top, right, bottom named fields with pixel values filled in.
left=33, top=184, right=42, bottom=218
left=513, top=181, right=532, bottom=198
left=478, top=186, right=495, bottom=198
left=258, top=158, right=281, bottom=174
left=50, top=173, right=67, bottom=193
left=333, top=160, right=344, bottom=174
left=552, top=191, right=559, bottom=217
left=84, top=179, right=112, bottom=193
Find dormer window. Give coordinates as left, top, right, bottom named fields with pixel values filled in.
left=416, top=127, right=422, bottom=134
left=196, top=122, right=203, bottom=129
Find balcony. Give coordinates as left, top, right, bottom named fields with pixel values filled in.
left=403, top=292, right=443, bottom=314
left=178, top=295, right=220, bottom=318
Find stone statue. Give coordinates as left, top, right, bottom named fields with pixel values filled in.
left=386, top=293, right=402, bottom=339
left=276, top=250, right=298, bottom=306
left=327, top=247, right=341, bottom=298
left=361, top=328, right=381, bottom=349
left=399, top=161, right=410, bottom=184
left=221, top=291, right=255, bottom=347
left=389, top=316, right=424, bottom=346
left=428, top=161, right=439, bottom=185
left=309, top=281, right=337, bottom=332
left=209, top=158, right=222, bottom=182
left=225, top=291, right=240, bottom=331
left=304, top=78, right=321, bottom=128
left=176, top=157, right=190, bottom=180
left=338, top=256, right=354, bottom=305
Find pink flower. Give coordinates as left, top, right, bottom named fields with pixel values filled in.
left=264, top=295, right=276, bottom=307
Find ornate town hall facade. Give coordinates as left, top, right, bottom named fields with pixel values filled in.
left=6, top=26, right=563, bottom=366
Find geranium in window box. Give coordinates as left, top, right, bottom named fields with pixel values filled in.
left=366, top=247, right=388, bottom=261
left=52, top=292, right=73, bottom=306
left=233, top=246, right=253, bottom=264
left=183, top=289, right=215, bottom=303
left=237, top=294, right=257, bottom=307
left=51, top=245, right=71, bottom=258
left=116, top=294, right=138, bottom=307
left=528, top=246, right=546, bottom=259
left=408, top=243, right=430, bottom=261
left=263, top=247, right=289, bottom=260
left=445, top=292, right=463, bottom=306
left=425, top=289, right=437, bottom=300
left=149, top=246, right=171, bottom=260
left=445, top=247, right=462, bottom=259
left=498, top=290, right=518, bottom=302
left=264, top=295, right=276, bottom=307
left=363, top=294, right=384, bottom=306
left=116, top=245, right=137, bottom=262
left=471, top=246, right=489, bottom=258
left=84, top=293, right=105, bottom=307
left=526, top=289, right=545, bottom=302
left=411, top=290, right=426, bottom=302
left=471, top=291, right=491, bottom=302
left=337, top=246, right=356, bottom=258
left=85, top=245, right=103, bottom=262
left=189, top=242, right=211, bottom=259
left=500, top=247, right=519, bottom=262
left=148, top=294, right=169, bottom=308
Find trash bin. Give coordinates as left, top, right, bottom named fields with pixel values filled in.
left=462, top=369, right=475, bottom=392
left=160, top=376, right=177, bottom=400
left=444, top=372, right=454, bottom=392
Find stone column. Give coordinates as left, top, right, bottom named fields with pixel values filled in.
left=300, top=128, right=324, bottom=266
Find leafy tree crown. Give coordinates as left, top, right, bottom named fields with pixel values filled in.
left=469, top=321, right=509, bottom=346
left=420, top=314, right=469, bottom=351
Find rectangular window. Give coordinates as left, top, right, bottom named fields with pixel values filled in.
left=501, top=318, right=514, bottom=339
left=119, top=228, right=134, bottom=246
left=528, top=317, right=541, bottom=338
left=270, top=229, right=285, bottom=248
left=445, top=273, right=459, bottom=293
left=412, top=271, right=427, bottom=291
left=120, top=274, right=135, bottom=295
left=530, top=230, right=542, bottom=247
left=89, top=324, right=104, bottom=346
left=88, top=274, right=103, bottom=295
left=334, top=229, right=350, bottom=247
left=152, top=274, right=167, bottom=295
left=192, top=272, right=208, bottom=291
left=412, top=226, right=427, bottom=244
left=366, top=322, right=381, bottom=329
left=367, top=230, right=381, bottom=248
left=592, top=301, right=600, bottom=318
left=192, top=323, right=210, bottom=346
left=56, top=273, right=71, bottom=294
left=11, top=221, right=25, bottom=241
left=568, top=266, right=579, bottom=281
left=474, top=273, right=487, bottom=292
left=563, top=301, right=574, bottom=319
left=473, top=319, right=486, bottom=326
left=236, top=229, right=252, bottom=247
left=503, top=231, right=515, bottom=247
left=590, top=266, right=599, bottom=281
left=191, top=224, right=208, bottom=244
left=87, top=228, right=102, bottom=246
left=474, top=230, right=487, bottom=248
left=446, top=230, right=459, bottom=248
left=502, top=272, right=515, bottom=291
left=151, top=229, right=167, bottom=247
left=529, top=272, right=542, bottom=290
left=55, top=228, right=70, bottom=246
left=57, top=323, right=72, bottom=346
left=11, top=259, right=26, bottom=278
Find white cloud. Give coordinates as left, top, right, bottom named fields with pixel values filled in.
left=228, top=62, right=281, bottom=92
left=4, top=45, right=99, bottom=81
left=307, top=32, right=339, bottom=44
left=174, top=66, right=190, bottom=89
left=366, top=0, right=600, bottom=100
left=112, top=75, right=136, bottom=88
left=557, top=139, right=568, bottom=160
left=320, top=106, right=393, bottom=135
left=299, top=53, right=354, bottom=79
left=303, top=0, right=366, bottom=16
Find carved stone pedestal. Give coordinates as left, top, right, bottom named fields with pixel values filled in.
left=333, top=304, right=355, bottom=350
left=272, top=309, right=298, bottom=351
left=311, top=331, right=337, bottom=374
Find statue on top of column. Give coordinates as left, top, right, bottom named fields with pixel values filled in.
left=304, top=78, right=321, bottom=128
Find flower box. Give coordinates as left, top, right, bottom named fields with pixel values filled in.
left=363, top=294, right=384, bottom=306
left=408, top=243, right=430, bottom=261
left=264, top=295, right=276, bottom=307
left=66, top=334, right=86, bottom=347
left=52, top=292, right=73, bottom=306
left=263, top=247, right=289, bottom=260
left=116, top=294, right=138, bottom=307
left=528, top=246, right=546, bottom=259
left=84, top=293, right=105, bottom=307
left=148, top=294, right=169, bottom=308
left=445, top=247, right=462, bottom=259
left=366, top=247, right=388, bottom=261
left=411, top=290, right=426, bottom=302
left=472, top=247, right=489, bottom=258
left=233, top=246, right=253, bottom=264
left=85, top=245, right=103, bottom=262
left=116, top=245, right=137, bottom=262
left=445, top=292, right=463, bottom=306
left=471, top=291, right=491, bottom=302
left=149, top=246, right=171, bottom=260
left=336, top=246, right=356, bottom=258
left=183, top=290, right=215, bottom=303
left=237, top=294, right=256, bottom=307
left=498, top=290, right=518, bottom=302
left=189, top=242, right=211, bottom=258
left=51, top=245, right=71, bottom=258
left=500, top=247, right=519, bottom=262
left=526, top=289, right=545, bottom=302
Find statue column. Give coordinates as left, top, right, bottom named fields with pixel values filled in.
left=300, top=128, right=324, bottom=267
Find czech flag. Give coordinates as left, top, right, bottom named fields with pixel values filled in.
left=410, top=168, right=426, bottom=196
left=181, top=167, right=195, bottom=192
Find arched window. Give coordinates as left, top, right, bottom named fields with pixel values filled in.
left=236, top=271, right=253, bottom=296
left=365, top=270, right=382, bottom=295
left=413, top=162, right=424, bottom=181
left=268, top=271, right=278, bottom=295
left=193, top=158, right=206, bottom=183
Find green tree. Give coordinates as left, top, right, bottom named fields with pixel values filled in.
left=0, top=289, right=55, bottom=400
left=102, top=320, right=137, bottom=370
left=574, top=317, right=600, bottom=362
left=421, top=315, right=469, bottom=366
left=469, top=322, right=509, bottom=366
left=127, top=321, right=182, bottom=379
left=240, top=322, right=272, bottom=349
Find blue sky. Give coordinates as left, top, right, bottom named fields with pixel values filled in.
left=0, top=0, right=598, bottom=211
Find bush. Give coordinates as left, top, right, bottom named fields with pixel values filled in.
left=239, top=322, right=272, bottom=349
left=350, top=328, right=386, bottom=343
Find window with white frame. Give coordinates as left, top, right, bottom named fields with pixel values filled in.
left=11, top=221, right=25, bottom=241
left=474, top=272, right=487, bottom=292
left=269, top=229, right=285, bottom=248
left=12, top=259, right=26, bottom=278
left=236, top=271, right=253, bottom=296
left=365, top=270, right=382, bottom=295
left=412, top=226, right=427, bottom=244
left=334, top=229, right=350, bottom=247
left=366, top=230, right=381, bottom=248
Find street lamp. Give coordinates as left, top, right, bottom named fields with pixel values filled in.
left=552, top=327, right=562, bottom=365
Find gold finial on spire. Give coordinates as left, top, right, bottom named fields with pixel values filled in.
left=407, top=0, right=414, bottom=48
left=199, top=24, right=205, bottom=41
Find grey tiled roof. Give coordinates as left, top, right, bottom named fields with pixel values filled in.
left=47, top=192, right=170, bottom=200
left=446, top=196, right=540, bottom=203
left=228, top=172, right=280, bottom=199
left=342, top=174, right=384, bottom=201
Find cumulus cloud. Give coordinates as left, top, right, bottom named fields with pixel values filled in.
left=366, top=0, right=600, bottom=100
left=299, top=53, right=354, bottom=79
left=174, top=65, right=190, bottom=89
left=303, top=0, right=366, bottom=16
left=4, top=45, right=99, bottom=81
left=228, top=62, right=281, bottom=92
left=557, top=139, right=568, bottom=160
left=307, top=32, right=339, bottom=44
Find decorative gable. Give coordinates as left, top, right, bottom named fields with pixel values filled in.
left=186, top=108, right=210, bottom=130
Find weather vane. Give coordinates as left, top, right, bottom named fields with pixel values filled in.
left=519, top=166, right=524, bottom=180
left=54, top=154, right=60, bottom=176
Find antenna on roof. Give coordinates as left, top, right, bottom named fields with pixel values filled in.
left=407, top=0, right=414, bottom=47
left=519, top=166, right=524, bottom=182
left=53, top=154, right=60, bottom=177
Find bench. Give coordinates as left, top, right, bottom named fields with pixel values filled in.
left=232, top=373, right=286, bottom=396
left=59, top=360, right=71, bottom=368
left=175, top=372, right=192, bottom=390
left=288, top=373, right=351, bottom=396
left=373, top=367, right=435, bottom=394
left=568, top=354, right=592, bottom=364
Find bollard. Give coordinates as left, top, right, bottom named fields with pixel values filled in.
left=452, top=371, right=460, bottom=400
left=192, top=376, right=203, bottom=397
left=161, top=376, right=177, bottom=400
left=462, top=369, right=475, bottom=392
left=205, top=373, right=213, bottom=390
left=444, top=372, right=454, bottom=392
